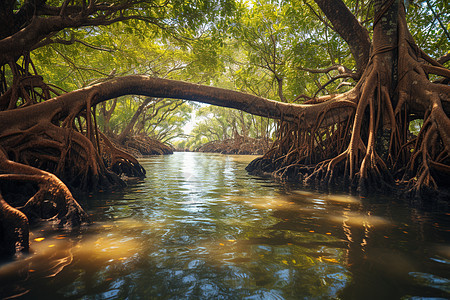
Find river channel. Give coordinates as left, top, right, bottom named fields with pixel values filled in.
left=0, top=152, right=449, bottom=299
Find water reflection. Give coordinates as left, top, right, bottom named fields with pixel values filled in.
left=0, top=152, right=448, bottom=299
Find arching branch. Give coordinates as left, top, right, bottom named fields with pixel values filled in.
left=0, top=75, right=358, bottom=132
left=438, top=52, right=450, bottom=65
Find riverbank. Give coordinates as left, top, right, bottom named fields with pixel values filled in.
left=196, top=137, right=272, bottom=155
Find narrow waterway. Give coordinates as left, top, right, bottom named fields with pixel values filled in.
left=1, top=152, right=449, bottom=299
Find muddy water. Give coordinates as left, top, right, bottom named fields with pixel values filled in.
left=0, top=152, right=449, bottom=299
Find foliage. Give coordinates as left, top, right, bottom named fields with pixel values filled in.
left=28, top=1, right=239, bottom=148
left=24, top=0, right=449, bottom=152
left=405, top=0, right=449, bottom=58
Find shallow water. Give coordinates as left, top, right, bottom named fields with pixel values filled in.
left=0, top=152, right=449, bottom=299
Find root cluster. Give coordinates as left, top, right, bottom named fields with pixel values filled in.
left=248, top=8, right=450, bottom=200
left=0, top=60, right=147, bottom=256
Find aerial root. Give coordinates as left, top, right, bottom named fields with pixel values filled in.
left=248, top=65, right=449, bottom=197
left=303, top=136, right=364, bottom=190
left=406, top=96, right=450, bottom=196
left=260, top=68, right=402, bottom=195
left=1, top=100, right=145, bottom=192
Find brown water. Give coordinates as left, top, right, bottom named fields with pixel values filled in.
left=0, top=152, right=449, bottom=299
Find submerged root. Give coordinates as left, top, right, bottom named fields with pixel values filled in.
left=0, top=194, right=29, bottom=256
left=0, top=150, right=89, bottom=227
left=0, top=149, right=90, bottom=256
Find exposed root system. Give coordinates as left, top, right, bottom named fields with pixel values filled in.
left=247, top=4, right=450, bottom=199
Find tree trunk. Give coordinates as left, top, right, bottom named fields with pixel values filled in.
left=100, top=98, right=117, bottom=136
left=117, top=97, right=152, bottom=143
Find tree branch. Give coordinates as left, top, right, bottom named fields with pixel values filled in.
left=438, top=52, right=450, bottom=65
left=33, top=36, right=114, bottom=52
left=299, top=64, right=357, bottom=79
left=0, top=75, right=358, bottom=133
left=314, top=0, right=371, bottom=76
left=0, top=2, right=164, bottom=65
left=313, top=73, right=355, bottom=98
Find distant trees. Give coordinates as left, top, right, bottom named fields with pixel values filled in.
left=185, top=106, right=274, bottom=153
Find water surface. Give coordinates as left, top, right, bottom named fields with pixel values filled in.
left=1, top=152, right=449, bottom=299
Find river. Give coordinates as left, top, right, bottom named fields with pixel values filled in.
left=0, top=152, right=449, bottom=299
